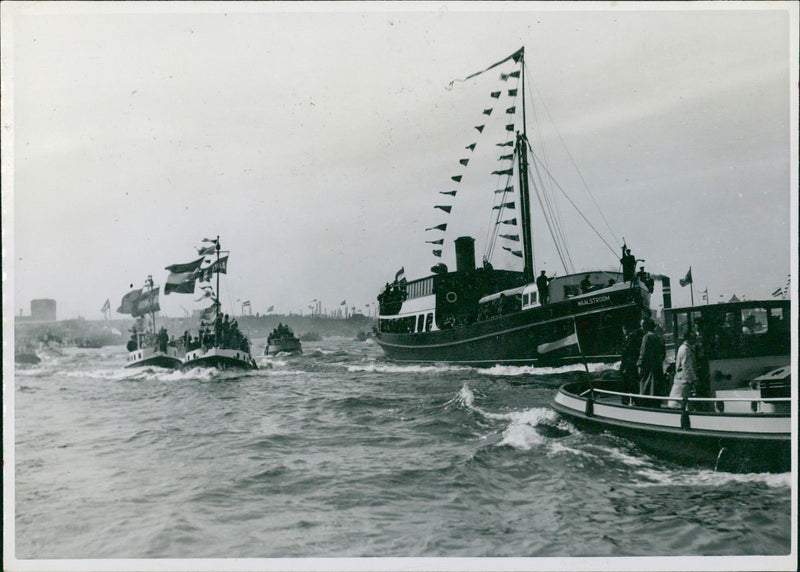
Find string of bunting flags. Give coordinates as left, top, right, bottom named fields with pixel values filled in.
left=427, top=47, right=525, bottom=262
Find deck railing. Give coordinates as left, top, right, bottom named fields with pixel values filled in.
left=577, top=386, right=790, bottom=409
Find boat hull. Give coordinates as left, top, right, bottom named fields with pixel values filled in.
left=265, top=338, right=302, bottom=356
left=15, top=353, right=41, bottom=365
left=553, top=382, right=790, bottom=473
left=125, top=347, right=183, bottom=369
left=182, top=347, right=257, bottom=370
left=377, top=297, right=640, bottom=366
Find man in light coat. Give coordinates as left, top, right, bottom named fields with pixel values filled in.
left=668, top=328, right=698, bottom=408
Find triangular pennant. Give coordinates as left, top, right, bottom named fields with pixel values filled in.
left=500, top=73, right=510, bottom=81
left=426, top=223, right=448, bottom=231
left=491, top=168, right=513, bottom=176
left=475, top=125, right=485, bottom=133
left=508, top=70, right=520, bottom=78
left=498, top=153, right=513, bottom=161
left=499, top=234, right=520, bottom=242
left=502, top=246, right=523, bottom=257
left=494, top=186, right=513, bottom=195
left=451, top=175, right=462, bottom=182
left=500, top=218, right=517, bottom=225
left=432, top=250, right=442, bottom=257
left=492, top=201, right=515, bottom=210
left=506, top=106, right=516, bottom=114
left=497, top=141, right=513, bottom=147
left=426, top=239, right=444, bottom=245
left=505, top=124, right=515, bottom=132
left=490, top=91, right=501, bottom=98
left=435, top=205, right=452, bottom=213
left=465, top=143, right=477, bottom=151
left=459, top=158, right=470, bottom=166
left=483, top=109, right=493, bottom=116
left=508, top=89, right=518, bottom=96
left=439, top=190, right=457, bottom=196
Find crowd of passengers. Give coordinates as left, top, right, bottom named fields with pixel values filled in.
left=267, top=323, right=295, bottom=343
left=182, top=313, right=250, bottom=353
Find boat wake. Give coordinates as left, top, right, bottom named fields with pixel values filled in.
left=633, top=466, right=793, bottom=488
left=478, top=362, right=620, bottom=377
left=345, top=362, right=475, bottom=374
left=452, top=383, right=579, bottom=451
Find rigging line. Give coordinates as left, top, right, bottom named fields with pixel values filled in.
left=527, top=155, right=570, bottom=274
left=529, top=77, right=621, bottom=248
left=528, top=145, right=573, bottom=274
left=526, top=78, right=573, bottom=272
left=528, top=144, right=619, bottom=260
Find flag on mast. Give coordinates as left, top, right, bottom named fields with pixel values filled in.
left=679, top=268, right=693, bottom=287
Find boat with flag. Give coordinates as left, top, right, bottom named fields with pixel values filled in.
left=553, top=298, right=791, bottom=472
left=118, top=276, right=183, bottom=369
left=169, top=237, right=257, bottom=370
left=375, top=47, right=660, bottom=366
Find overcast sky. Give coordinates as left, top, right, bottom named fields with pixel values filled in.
left=3, top=2, right=797, bottom=320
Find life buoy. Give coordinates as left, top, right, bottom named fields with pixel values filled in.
left=445, top=291, right=458, bottom=303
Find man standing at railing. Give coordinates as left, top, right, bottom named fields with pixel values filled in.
left=668, top=328, right=698, bottom=408
left=638, top=318, right=666, bottom=406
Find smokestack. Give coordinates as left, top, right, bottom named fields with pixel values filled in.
left=660, top=275, right=672, bottom=309
left=454, top=236, right=475, bottom=273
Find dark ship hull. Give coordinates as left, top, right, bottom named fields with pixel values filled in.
left=265, top=337, right=302, bottom=356
left=377, top=278, right=647, bottom=366
left=182, top=347, right=257, bottom=370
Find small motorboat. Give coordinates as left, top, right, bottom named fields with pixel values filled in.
left=265, top=324, right=302, bottom=356
left=553, top=298, right=791, bottom=473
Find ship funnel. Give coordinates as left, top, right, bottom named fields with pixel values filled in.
left=454, top=236, right=476, bottom=273
left=659, top=275, right=672, bottom=309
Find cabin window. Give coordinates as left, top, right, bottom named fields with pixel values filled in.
left=425, top=313, right=433, bottom=331
left=530, top=292, right=537, bottom=304
left=417, top=314, right=424, bottom=333
left=523, top=294, right=529, bottom=305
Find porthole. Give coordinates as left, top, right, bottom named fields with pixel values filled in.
left=445, top=291, right=458, bottom=303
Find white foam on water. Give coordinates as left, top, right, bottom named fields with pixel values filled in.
left=345, top=363, right=473, bottom=374
left=478, top=361, right=620, bottom=376
left=634, top=466, right=793, bottom=488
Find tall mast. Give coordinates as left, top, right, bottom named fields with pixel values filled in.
left=516, top=47, right=534, bottom=282
left=215, top=235, right=221, bottom=318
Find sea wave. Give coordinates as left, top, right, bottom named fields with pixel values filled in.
left=633, top=466, right=793, bottom=488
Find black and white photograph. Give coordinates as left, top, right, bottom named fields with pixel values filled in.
left=3, top=2, right=797, bottom=571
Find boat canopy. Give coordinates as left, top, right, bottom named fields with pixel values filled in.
left=396, top=294, right=437, bottom=316
left=478, top=285, right=526, bottom=304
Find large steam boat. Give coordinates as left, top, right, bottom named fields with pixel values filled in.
left=375, top=47, right=659, bottom=365
left=553, top=298, right=791, bottom=472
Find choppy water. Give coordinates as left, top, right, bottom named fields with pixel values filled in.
left=10, top=338, right=794, bottom=566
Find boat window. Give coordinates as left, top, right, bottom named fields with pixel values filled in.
left=417, top=314, right=424, bottom=332
left=530, top=292, right=537, bottom=304
left=425, top=313, right=433, bottom=331
left=523, top=293, right=529, bottom=305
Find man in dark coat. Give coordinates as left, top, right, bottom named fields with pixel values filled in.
left=638, top=318, right=666, bottom=405
left=620, top=322, right=644, bottom=404
left=621, top=247, right=636, bottom=282
left=536, top=270, right=553, bottom=305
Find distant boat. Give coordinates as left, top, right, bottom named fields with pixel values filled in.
left=298, top=331, right=322, bottom=342
left=354, top=331, right=369, bottom=342
left=553, top=298, right=791, bottom=473
left=118, top=276, right=182, bottom=369
left=266, top=324, right=302, bottom=356
left=375, top=47, right=656, bottom=366
left=178, top=236, right=257, bottom=370
left=15, top=345, right=40, bottom=365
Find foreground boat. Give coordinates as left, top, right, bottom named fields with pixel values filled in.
left=375, top=47, right=659, bottom=366
left=119, top=276, right=183, bottom=369
left=265, top=324, right=302, bottom=356
left=553, top=299, right=791, bottom=473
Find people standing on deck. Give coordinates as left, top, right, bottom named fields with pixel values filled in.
left=637, top=318, right=666, bottom=405
left=620, top=322, right=644, bottom=405
left=536, top=270, right=553, bottom=305
left=668, top=328, right=698, bottom=408
left=621, top=246, right=637, bottom=282
left=580, top=274, right=593, bottom=293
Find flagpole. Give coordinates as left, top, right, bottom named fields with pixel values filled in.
left=216, top=235, right=221, bottom=319
left=689, top=267, right=694, bottom=307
